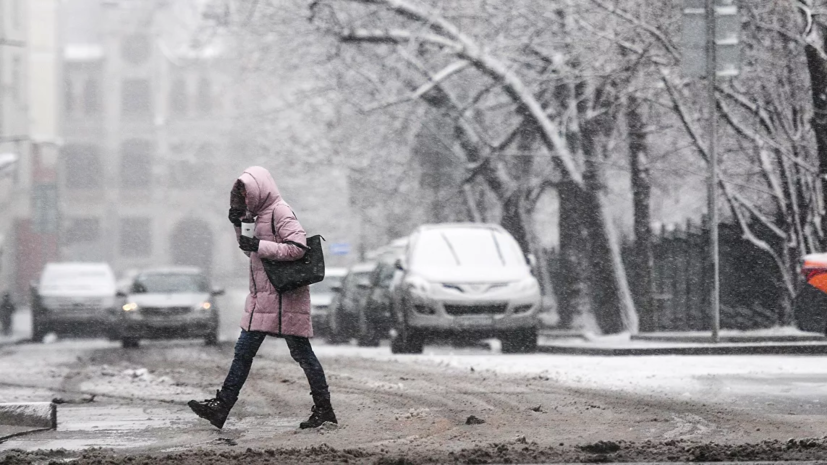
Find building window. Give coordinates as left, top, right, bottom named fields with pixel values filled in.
left=121, top=79, right=151, bottom=116
left=83, top=79, right=101, bottom=115
left=63, top=144, right=103, bottom=189
left=197, top=77, right=212, bottom=114
left=120, top=218, right=152, bottom=257
left=63, top=218, right=100, bottom=245
left=121, top=34, right=150, bottom=65
left=120, top=139, right=153, bottom=188
left=64, top=78, right=75, bottom=115
left=170, top=79, right=187, bottom=116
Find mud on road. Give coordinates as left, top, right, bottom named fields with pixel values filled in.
left=2, top=339, right=827, bottom=463
left=7, top=437, right=827, bottom=464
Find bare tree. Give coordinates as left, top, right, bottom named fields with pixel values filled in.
left=595, top=0, right=823, bottom=323
left=311, top=0, right=639, bottom=334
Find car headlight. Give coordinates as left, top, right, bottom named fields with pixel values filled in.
left=405, top=276, right=431, bottom=295
left=122, top=302, right=139, bottom=312
left=512, top=278, right=540, bottom=293
left=195, top=301, right=212, bottom=311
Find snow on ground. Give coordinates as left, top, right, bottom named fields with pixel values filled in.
left=309, top=342, right=827, bottom=404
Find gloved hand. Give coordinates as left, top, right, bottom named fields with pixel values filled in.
left=228, top=207, right=245, bottom=227
left=239, top=235, right=260, bottom=252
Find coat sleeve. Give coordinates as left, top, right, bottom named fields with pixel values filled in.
left=257, top=210, right=307, bottom=261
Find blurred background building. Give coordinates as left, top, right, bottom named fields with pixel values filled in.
left=0, top=0, right=359, bottom=297
left=59, top=0, right=238, bottom=283
left=0, top=0, right=60, bottom=299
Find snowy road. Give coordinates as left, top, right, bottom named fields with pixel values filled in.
left=3, top=333, right=827, bottom=462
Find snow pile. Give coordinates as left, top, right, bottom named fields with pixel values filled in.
left=78, top=364, right=200, bottom=401
left=120, top=367, right=174, bottom=386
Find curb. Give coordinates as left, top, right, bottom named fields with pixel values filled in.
left=631, top=333, right=827, bottom=344
left=0, top=402, right=57, bottom=429
left=537, top=343, right=827, bottom=356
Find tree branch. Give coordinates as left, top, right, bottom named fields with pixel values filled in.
left=331, top=0, right=586, bottom=186
left=588, top=0, right=680, bottom=62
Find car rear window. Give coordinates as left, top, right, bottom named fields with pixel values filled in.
left=133, top=274, right=208, bottom=293
left=40, top=267, right=115, bottom=292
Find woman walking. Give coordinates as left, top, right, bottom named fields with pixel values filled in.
left=188, top=166, right=336, bottom=430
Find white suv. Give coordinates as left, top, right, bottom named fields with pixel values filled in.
left=390, top=223, right=540, bottom=354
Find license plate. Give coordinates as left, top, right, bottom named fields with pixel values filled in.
left=457, top=317, right=494, bottom=327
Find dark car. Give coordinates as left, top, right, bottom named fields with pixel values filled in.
left=309, top=267, right=347, bottom=337
left=327, top=262, right=376, bottom=344
left=115, top=267, right=224, bottom=348
left=356, top=258, right=399, bottom=346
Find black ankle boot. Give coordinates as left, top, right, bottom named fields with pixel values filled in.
left=188, top=390, right=232, bottom=429
left=300, top=394, right=337, bottom=429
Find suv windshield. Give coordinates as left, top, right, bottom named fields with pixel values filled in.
left=411, top=229, right=525, bottom=269
left=132, top=273, right=208, bottom=293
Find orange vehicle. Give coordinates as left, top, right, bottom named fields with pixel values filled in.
left=796, top=254, right=827, bottom=334
left=801, top=253, right=827, bottom=293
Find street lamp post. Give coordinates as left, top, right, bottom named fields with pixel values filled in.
left=682, top=0, right=739, bottom=342
left=705, top=0, right=720, bottom=342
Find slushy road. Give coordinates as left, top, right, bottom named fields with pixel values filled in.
left=3, top=331, right=827, bottom=463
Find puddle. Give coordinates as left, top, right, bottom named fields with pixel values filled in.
left=0, top=404, right=196, bottom=452
left=0, top=404, right=302, bottom=452
left=58, top=405, right=192, bottom=432
left=16, top=437, right=159, bottom=451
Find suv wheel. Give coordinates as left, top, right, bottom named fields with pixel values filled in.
left=328, top=311, right=353, bottom=344
left=357, top=329, right=380, bottom=347
left=205, top=329, right=219, bottom=346
left=357, top=315, right=380, bottom=347
left=390, top=323, right=423, bottom=354
left=31, top=322, right=46, bottom=343
left=501, top=327, right=538, bottom=354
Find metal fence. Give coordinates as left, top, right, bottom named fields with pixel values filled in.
left=546, top=220, right=786, bottom=332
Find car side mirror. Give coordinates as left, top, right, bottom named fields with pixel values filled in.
left=395, top=258, right=406, bottom=271
left=330, top=284, right=343, bottom=293
left=211, top=287, right=225, bottom=296
left=526, top=253, right=537, bottom=268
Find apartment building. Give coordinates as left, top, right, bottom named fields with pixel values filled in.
left=59, top=0, right=240, bottom=279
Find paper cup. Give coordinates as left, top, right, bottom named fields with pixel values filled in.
left=241, top=222, right=255, bottom=238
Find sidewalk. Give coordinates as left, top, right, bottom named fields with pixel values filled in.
left=537, top=328, right=827, bottom=355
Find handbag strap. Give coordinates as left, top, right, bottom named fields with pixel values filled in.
left=271, top=206, right=311, bottom=251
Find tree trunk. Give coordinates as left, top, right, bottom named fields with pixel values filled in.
left=580, top=117, right=640, bottom=335
left=627, top=96, right=655, bottom=332
left=556, top=178, right=598, bottom=332
left=804, top=32, right=827, bottom=250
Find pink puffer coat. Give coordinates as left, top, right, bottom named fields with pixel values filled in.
left=234, top=166, right=313, bottom=338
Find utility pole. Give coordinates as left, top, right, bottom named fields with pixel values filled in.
left=705, top=0, right=720, bottom=342
left=682, top=0, right=739, bottom=342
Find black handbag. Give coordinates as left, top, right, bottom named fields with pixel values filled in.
left=260, top=210, right=326, bottom=293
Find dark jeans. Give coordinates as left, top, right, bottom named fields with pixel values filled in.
left=219, top=330, right=329, bottom=405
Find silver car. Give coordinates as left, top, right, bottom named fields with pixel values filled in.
left=116, top=267, right=223, bottom=348
left=31, top=262, right=118, bottom=342
left=309, top=267, right=347, bottom=337
left=390, top=223, right=540, bottom=354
